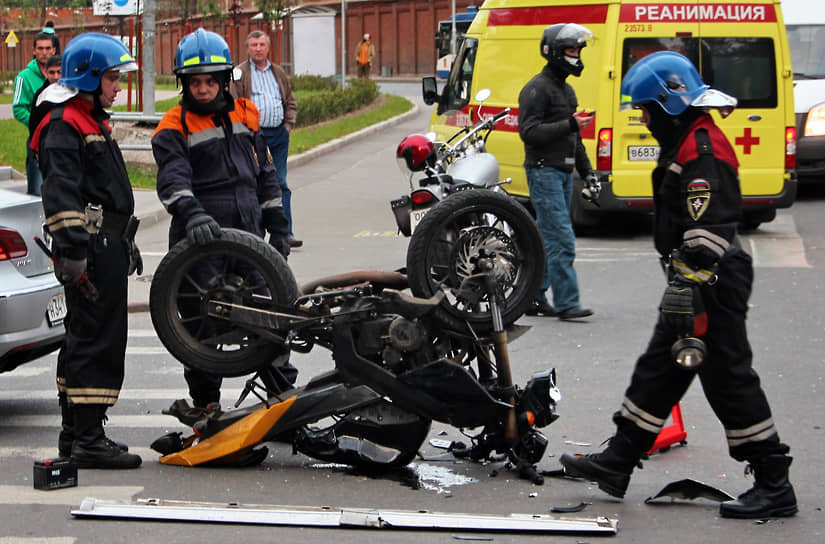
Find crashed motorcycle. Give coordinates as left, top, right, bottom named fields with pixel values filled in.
left=392, top=89, right=545, bottom=333
left=149, top=229, right=559, bottom=483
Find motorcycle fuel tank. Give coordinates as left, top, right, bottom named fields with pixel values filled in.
left=446, top=152, right=500, bottom=188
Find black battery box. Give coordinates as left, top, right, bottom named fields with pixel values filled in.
left=33, top=458, right=78, bottom=490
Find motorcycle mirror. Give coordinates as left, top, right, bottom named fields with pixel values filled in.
left=474, top=88, right=491, bottom=103
left=422, top=77, right=439, bottom=106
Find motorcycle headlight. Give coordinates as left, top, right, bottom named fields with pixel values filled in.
left=804, top=102, right=825, bottom=137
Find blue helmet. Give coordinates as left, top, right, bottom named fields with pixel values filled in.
left=620, top=51, right=736, bottom=116
left=60, top=33, right=137, bottom=92
left=174, top=28, right=233, bottom=76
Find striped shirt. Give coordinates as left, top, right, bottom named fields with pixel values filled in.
left=250, top=61, right=284, bottom=128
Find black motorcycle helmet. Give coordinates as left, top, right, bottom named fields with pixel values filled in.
left=540, top=23, right=594, bottom=77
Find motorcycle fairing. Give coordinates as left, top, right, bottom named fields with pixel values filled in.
left=331, top=319, right=508, bottom=426
left=398, top=359, right=510, bottom=428
left=160, top=396, right=297, bottom=466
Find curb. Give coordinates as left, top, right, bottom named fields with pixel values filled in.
left=285, top=102, right=420, bottom=170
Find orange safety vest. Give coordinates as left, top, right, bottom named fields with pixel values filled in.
left=358, top=41, right=371, bottom=65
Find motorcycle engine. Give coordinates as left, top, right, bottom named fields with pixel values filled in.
left=353, top=314, right=430, bottom=374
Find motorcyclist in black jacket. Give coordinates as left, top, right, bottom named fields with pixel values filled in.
left=518, top=23, right=596, bottom=320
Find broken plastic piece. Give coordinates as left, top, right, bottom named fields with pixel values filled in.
left=550, top=502, right=591, bottom=513
left=644, top=478, right=735, bottom=504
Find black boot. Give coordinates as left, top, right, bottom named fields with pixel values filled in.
left=720, top=454, right=798, bottom=518
left=71, top=405, right=142, bottom=469
left=58, top=394, right=74, bottom=459
left=58, top=396, right=128, bottom=458
left=559, top=434, right=642, bottom=498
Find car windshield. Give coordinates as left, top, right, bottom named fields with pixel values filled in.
left=786, top=25, right=825, bottom=79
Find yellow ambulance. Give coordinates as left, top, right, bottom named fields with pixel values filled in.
left=426, top=0, right=797, bottom=228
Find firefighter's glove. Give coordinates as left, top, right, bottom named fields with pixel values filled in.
left=185, top=213, right=222, bottom=246
left=58, top=257, right=87, bottom=286
left=126, top=240, right=143, bottom=276
left=581, top=172, right=601, bottom=206
left=659, top=282, right=698, bottom=337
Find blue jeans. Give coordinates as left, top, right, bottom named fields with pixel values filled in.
left=260, top=125, right=294, bottom=236
left=525, top=166, right=581, bottom=312
left=26, top=139, right=43, bottom=196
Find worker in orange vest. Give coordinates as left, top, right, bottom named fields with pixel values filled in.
left=355, top=33, right=375, bottom=78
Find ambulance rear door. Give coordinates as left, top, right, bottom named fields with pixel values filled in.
left=696, top=0, right=795, bottom=224
left=611, top=0, right=702, bottom=208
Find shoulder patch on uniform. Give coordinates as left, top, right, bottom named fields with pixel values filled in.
left=686, top=178, right=711, bottom=220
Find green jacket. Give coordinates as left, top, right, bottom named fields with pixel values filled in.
left=13, top=59, right=45, bottom=127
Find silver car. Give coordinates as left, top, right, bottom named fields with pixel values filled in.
left=0, top=188, right=65, bottom=373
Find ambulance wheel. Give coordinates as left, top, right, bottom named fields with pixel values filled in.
left=740, top=209, right=776, bottom=231
left=569, top=178, right=601, bottom=228
left=406, top=189, right=544, bottom=333
left=150, top=228, right=299, bottom=377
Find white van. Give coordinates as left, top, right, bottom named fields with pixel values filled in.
left=783, top=0, right=825, bottom=182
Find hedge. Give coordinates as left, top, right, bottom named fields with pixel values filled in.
left=293, top=77, right=379, bottom=128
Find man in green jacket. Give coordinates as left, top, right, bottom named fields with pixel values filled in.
left=13, top=31, right=56, bottom=196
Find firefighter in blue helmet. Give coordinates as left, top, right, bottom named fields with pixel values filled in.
left=559, top=51, right=797, bottom=519
left=152, top=28, right=295, bottom=416
left=32, top=33, right=143, bottom=469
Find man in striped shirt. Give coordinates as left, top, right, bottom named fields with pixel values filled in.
left=232, top=30, right=302, bottom=248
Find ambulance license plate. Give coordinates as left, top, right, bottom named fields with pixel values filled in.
left=46, top=293, right=67, bottom=327
left=628, top=145, right=660, bottom=161
left=410, top=208, right=430, bottom=233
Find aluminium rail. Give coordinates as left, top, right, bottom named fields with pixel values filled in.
left=108, top=112, right=165, bottom=151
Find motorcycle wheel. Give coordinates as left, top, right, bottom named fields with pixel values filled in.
left=406, top=190, right=545, bottom=333
left=150, top=228, right=299, bottom=377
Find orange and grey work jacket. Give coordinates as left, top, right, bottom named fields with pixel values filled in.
left=151, top=97, right=286, bottom=244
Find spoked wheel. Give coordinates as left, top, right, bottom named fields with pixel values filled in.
left=150, top=228, right=300, bottom=377
left=406, top=190, right=545, bottom=333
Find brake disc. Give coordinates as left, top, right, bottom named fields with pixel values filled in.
left=449, top=226, right=518, bottom=294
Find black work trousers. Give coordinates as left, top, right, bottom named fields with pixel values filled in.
left=57, top=232, right=128, bottom=406
left=614, top=250, right=786, bottom=462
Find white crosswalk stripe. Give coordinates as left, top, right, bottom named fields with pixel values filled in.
left=571, top=213, right=808, bottom=267
left=0, top=485, right=144, bottom=506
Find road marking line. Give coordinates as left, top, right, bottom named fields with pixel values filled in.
left=0, top=538, right=76, bottom=544
left=0, top=415, right=185, bottom=428
left=0, top=389, right=243, bottom=401
left=0, top=447, right=157, bottom=461
left=0, top=485, right=143, bottom=506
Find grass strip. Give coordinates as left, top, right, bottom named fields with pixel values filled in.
left=0, top=93, right=413, bottom=190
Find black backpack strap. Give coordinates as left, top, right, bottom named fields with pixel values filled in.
left=694, top=128, right=713, bottom=156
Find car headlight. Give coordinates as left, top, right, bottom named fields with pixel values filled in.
left=804, top=102, right=825, bottom=137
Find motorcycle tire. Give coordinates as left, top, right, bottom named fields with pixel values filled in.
left=150, top=228, right=300, bottom=377
left=406, top=190, right=545, bottom=333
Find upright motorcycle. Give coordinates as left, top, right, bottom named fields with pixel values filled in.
left=149, top=229, right=559, bottom=483
left=391, top=89, right=545, bottom=333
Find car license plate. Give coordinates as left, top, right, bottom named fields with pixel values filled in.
left=46, top=293, right=67, bottom=327
left=628, top=145, right=660, bottom=161
left=410, top=208, right=430, bottom=233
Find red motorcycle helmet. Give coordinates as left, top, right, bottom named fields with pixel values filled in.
left=396, top=134, right=435, bottom=173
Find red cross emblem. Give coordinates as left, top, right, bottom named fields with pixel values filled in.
left=735, top=128, right=760, bottom=154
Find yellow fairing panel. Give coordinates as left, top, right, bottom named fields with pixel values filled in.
left=160, top=396, right=296, bottom=466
